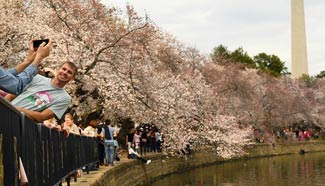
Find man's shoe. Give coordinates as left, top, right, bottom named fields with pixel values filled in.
left=146, top=160, right=151, bottom=165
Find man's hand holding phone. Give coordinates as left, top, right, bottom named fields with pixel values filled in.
left=33, top=39, right=50, bottom=49
left=24, top=40, right=37, bottom=64
left=32, top=39, right=53, bottom=66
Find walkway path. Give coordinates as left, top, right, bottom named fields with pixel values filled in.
left=61, top=151, right=161, bottom=186
left=62, top=154, right=134, bottom=186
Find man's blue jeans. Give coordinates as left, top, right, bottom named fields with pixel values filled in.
left=104, top=141, right=115, bottom=165
left=0, top=65, right=37, bottom=95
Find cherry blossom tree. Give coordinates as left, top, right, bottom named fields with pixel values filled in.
left=2, top=0, right=325, bottom=159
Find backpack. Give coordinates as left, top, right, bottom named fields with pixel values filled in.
left=104, top=125, right=112, bottom=140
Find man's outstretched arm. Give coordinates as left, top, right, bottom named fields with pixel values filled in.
left=0, top=39, right=52, bottom=95
left=15, top=107, right=55, bottom=123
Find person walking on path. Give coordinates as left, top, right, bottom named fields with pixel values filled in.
left=102, top=123, right=115, bottom=166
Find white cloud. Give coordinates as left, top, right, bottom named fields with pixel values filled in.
left=101, top=0, right=325, bottom=75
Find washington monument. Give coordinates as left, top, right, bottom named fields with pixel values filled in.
left=291, top=0, right=308, bottom=78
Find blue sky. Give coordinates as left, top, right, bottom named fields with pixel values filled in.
left=101, top=0, right=325, bottom=75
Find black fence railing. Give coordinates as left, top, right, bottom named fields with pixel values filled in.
left=0, top=97, right=98, bottom=186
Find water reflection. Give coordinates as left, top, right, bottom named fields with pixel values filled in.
left=153, top=152, right=325, bottom=186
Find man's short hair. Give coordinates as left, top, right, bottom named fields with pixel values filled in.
left=60, top=61, right=78, bottom=76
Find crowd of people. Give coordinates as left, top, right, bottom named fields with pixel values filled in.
left=43, top=114, right=159, bottom=168
left=43, top=115, right=123, bottom=179
left=126, top=124, right=163, bottom=156
left=254, top=127, right=323, bottom=144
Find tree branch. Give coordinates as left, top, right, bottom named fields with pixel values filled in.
left=85, top=23, right=148, bottom=74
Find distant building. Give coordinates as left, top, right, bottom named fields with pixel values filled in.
left=291, top=0, right=308, bottom=78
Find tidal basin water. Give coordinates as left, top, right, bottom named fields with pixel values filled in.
left=153, top=152, right=325, bottom=186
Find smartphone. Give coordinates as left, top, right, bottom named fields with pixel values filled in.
left=33, top=39, right=49, bottom=48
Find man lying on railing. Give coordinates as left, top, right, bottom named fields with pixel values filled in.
left=0, top=39, right=52, bottom=95
left=6, top=61, right=78, bottom=122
